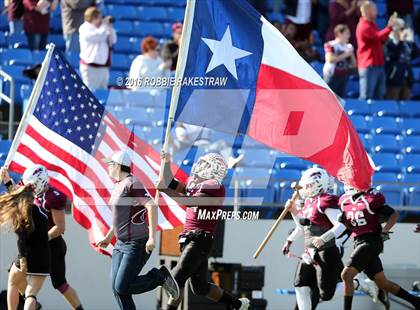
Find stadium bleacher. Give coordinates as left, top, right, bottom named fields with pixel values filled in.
left=0, top=0, right=419, bottom=212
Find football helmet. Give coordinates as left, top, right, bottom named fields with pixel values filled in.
left=191, top=153, right=227, bottom=183
left=22, top=164, right=49, bottom=196
left=298, top=167, right=329, bottom=199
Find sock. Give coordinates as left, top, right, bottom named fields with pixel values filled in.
left=75, top=306, right=84, bottom=310
left=219, top=291, right=241, bottom=309
left=396, top=287, right=420, bottom=308
left=344, top=296, right=353, bottom=310
left=295, top=286, right=312, bottom=310
left=166, top=305, right=178, bottom=310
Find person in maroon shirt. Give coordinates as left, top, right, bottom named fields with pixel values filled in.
left=2, top=165, right=85, bottom=310
left=23, top=0, right=58, bottom=50
left=339, top=185, right=420, bottom=310
left=325, top=0, right=360, bottom=49
left=356, top=1, right=396, bottom=100
left=282, top=168, right=346, bottom=310
left=158, top=152, right=250, bottom=310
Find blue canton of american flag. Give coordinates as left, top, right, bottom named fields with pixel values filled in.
left=8, top=49, right=188, bottom=256
left=34, top=52, right=104, bottom=153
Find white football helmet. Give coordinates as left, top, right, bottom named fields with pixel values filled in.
left=191, top=153, right=227, bottom=183
left=327, top=176, right=337, bottom=194
left=298, top=167, right=329, bottom=199
left=22, top=164, right=49, bottom=196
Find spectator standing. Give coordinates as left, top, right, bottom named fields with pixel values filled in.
left=61, top=0, right=94, bottom=53
left=79, top=7, right=117, bottom=90
left=128, top=36, right=171, bottom=89
left=282, top=22, right=320, bottom=62
left=23, top=0, right=58, bottom=50
left=325, top=0, right=360, bottom=49
left=161, top=22, right=182, bottom=71
left=5, top=0, right=23, bottom=34
left=384, top=18, right=417, bottom=100
left=284, top=0, right=313, bottom=41
left=356, top=1, right=396, bottom=100
left=323, top=24, right=356, bottom=97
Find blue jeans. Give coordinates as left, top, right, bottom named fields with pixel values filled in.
left=9, top=20, right=23, bottom=34
left=63, top=33, right=80, bottom=54
left=25, top=33, right=48, bottom=51
left=358, top=66, right=386, bottom=100
left=111, top=238, right=165, bottom=310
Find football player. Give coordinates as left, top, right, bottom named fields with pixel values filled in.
left=158, top=152, right=250, bottom=310
left=282, top=168, right=346, bottom=309
left=340, top=185, right=420, bottom=310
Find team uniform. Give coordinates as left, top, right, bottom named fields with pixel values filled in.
left=14, top=203, right=50, bottom=276
left=293, top=194, right=342, bottom=303
left=171, top=177, right=225, bottom=296
left=35, top=187, right=69, bottom=292
left=340, top=189, right=387, bottom=279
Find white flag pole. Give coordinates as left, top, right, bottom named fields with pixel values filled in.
left=154, top=0, right=196, bottom=202
left=4, top=44, right=56, bottom=168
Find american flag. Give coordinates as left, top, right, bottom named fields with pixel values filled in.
left=8, top=48, right=188, bottom=255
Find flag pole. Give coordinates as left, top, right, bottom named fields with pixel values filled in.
left=154, top=0, right=196, bottom=203
left=4, top=44, right=56, bottom=168
left=253, top=183, right=301, bottom=259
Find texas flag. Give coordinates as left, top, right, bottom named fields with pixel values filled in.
left=174, top=0, right=374, bottom=190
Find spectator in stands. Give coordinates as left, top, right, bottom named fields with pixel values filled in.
left=128, top=36, right=171, bottom=89
left=323, top=24, right=356, bottom=97
left=61, top=0, right=95, bottom=53
left=283, top=0, right=313, bottom=41
left=387, top=0, right=414, bottom=29
left=282, top=22, right=320, bottom=62
left=23, top=0, right=58, bottom=50
left=161, top=22, right=182, bottom=72
left=5, top=0, right=23, bottom=34
left=325, top=0, right=361, bottom=49
left=79, top=7, right=117, bottom=90
left=384, top=18, right=417, bottom=100
left=356, top=1, right=396, bottom=100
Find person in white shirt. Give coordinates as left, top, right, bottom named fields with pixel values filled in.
left=128, top=36, right=171, bottom=90
left=323, top=24, right=356, bottom=97
left=79, top=6, right=116, bottom=90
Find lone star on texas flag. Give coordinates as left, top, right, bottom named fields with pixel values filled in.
left=201, top=25, right=252, bottom=80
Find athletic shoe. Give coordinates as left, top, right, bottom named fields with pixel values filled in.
left=377, top=289, right=390, bottom=310
left=238, top=298, right=250, bottom=310
left=159, top=265, right=180, bottom=300
left=359, top=278, right=379, bottom=303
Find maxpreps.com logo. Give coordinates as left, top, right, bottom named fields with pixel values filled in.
left=197, top=209, right=260, bottom=221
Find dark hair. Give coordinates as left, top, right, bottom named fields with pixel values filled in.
left=334, top=24, right=349, bottom=36
left=121, top=165, right=131, bottom=174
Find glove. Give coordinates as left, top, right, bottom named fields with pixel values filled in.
left=381, top=231, right=392, bottom=242
left=282, top=240, right=292, bottom=255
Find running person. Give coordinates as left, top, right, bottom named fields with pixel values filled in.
left=282, top=168, right=346, bottom=310
left=97, top=150, right=179, bottom=310
left=283, top=172, right=380, bottom=309
left=2, top=165, right=84, bottom=310
left=0, top=167, right=51, bottom=310
left=340, top=185, right=420, bottom=310
left=158, top=152, right=250, bottom=310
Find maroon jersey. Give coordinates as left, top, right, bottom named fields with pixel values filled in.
left=183, top=177, right=225, bottom=235
left=34, top=187, right=67, bottom=230
left=301, top=193, right=339, bottom=230
left=340, top=190, right=385, bottom=237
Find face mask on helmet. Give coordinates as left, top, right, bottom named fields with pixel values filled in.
left=22, top=164, right=49, bottom=196
left=191, top=153, right=227, bottom=183
left=298, top=168, right=329, bottom=199
left=344, top=184, right=362, bottom=196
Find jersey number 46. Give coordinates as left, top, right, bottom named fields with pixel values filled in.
left=347, top=211, right=367, bottom=227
